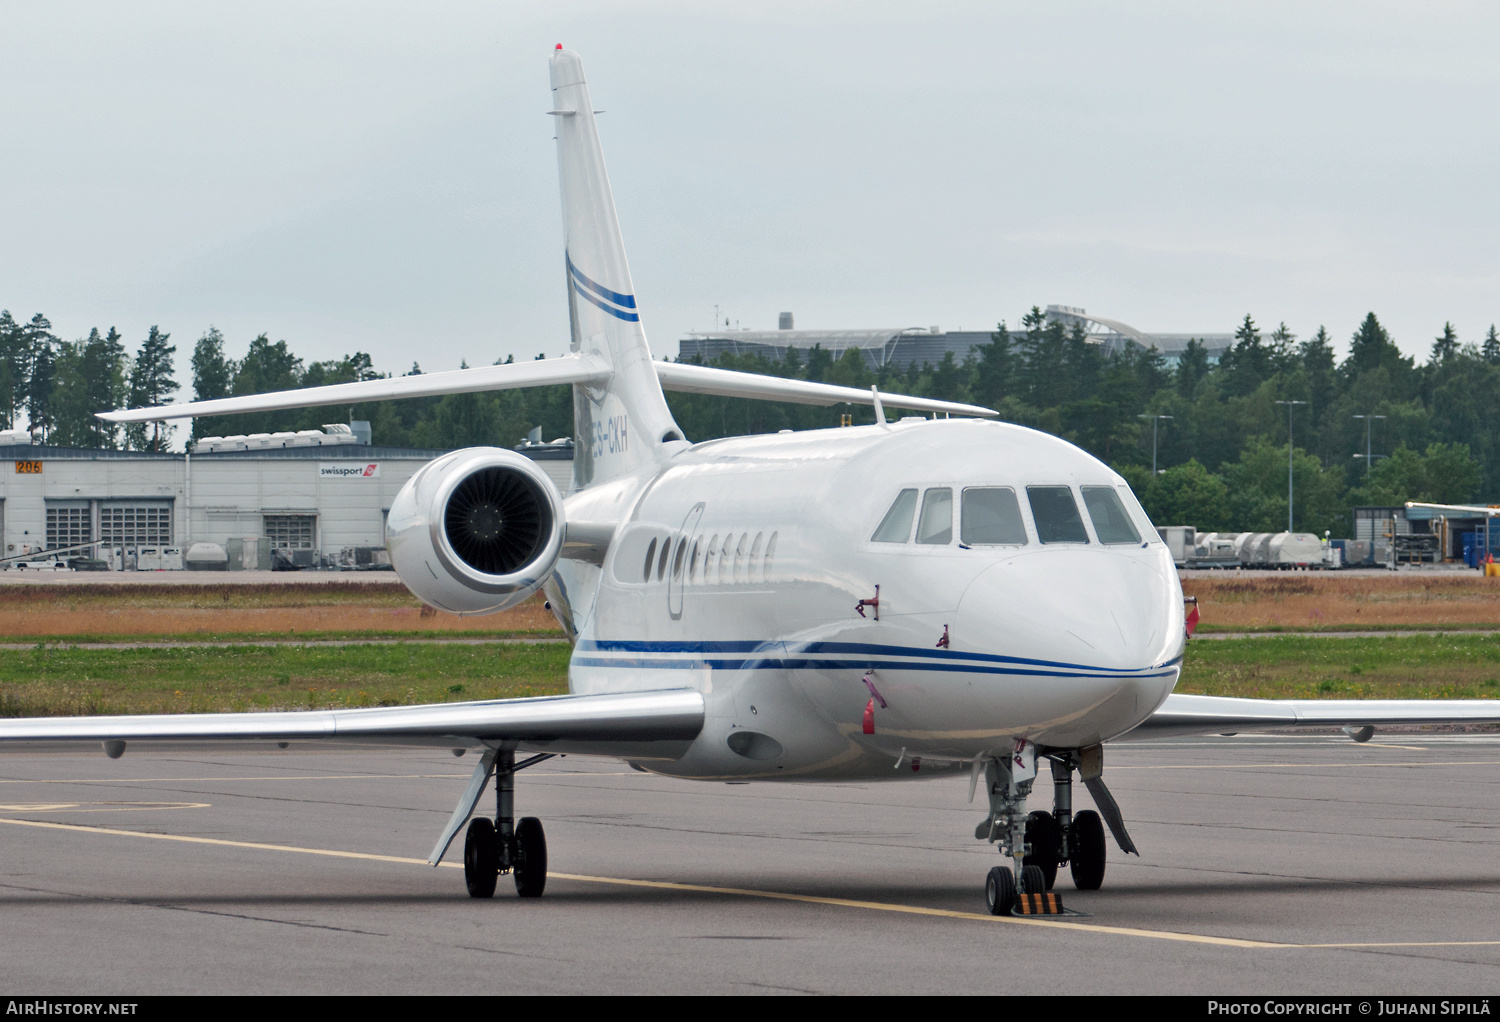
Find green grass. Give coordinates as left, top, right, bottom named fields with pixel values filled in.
left=0, top=642, right=571, bottom=717
left=1194, top=622, right=1500, bottom=634
left=1180, top=634, right=1500, bottom=700
left=8, top=633, right=1500, bottom=718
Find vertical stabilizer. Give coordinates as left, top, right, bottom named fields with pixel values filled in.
left=551, top=47, right=682, bottom=489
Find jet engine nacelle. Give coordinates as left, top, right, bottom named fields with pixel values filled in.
left=386, top=447, right=565, bottom=616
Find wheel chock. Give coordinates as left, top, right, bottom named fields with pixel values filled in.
left=1012, top=891, right=1067, bottom=916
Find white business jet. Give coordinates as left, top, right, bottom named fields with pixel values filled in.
left=7, top=47, right=1500, bottom=916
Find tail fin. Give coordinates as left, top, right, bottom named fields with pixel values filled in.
left=551, top=47, right=682, bottom=488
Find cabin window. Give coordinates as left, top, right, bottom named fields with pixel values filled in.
left=734, top=533, right=747, bottom=582
left=721, top=534, right=734, bottom=582
left=871, top=489, right=918, bottom=543
left=672, top=537, right=688, bottom=579
left=643, top=538, right=657, bottom=582
left=1027, top=486, right=1089, bottom=544
left=1081, top=486, right=1141, bottom=544
left=764, top=532, right=777, bottom=578
left=749, top=533, right=764, bottom=582
left=689, top=538, right=701, bottom=581
left=657, top=536, right=671, bottom=580
left=961, top=487, right=1027, bottom=545
left=915, top=488, right=953, bottom=545
left=705, top=534, right=719, bottom=581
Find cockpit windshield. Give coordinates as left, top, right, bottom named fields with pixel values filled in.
left=1027, top=486, right=1089, bottom=544
left=1081, top=486, right=1142, bottom=544
left=915, top=488, right=953, bottom=544
left=961, top=487, right=1027, bottom=545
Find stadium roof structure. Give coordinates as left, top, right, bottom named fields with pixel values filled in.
left=1043, top=306, right=1234, bottom=360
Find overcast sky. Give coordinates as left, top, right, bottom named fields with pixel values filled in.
left=3, top=1, right=1498, bottom=380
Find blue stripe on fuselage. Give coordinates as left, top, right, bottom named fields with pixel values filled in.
left=575, top=638, right=1182, bottom=674
left=571, top=654, right=1179, bottom=681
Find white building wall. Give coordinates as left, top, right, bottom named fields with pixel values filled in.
left=0, top=447, right=574, bottom=561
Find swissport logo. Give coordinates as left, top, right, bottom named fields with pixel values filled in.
left=319, top=462, right=381, bottom=479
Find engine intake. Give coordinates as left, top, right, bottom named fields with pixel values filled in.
left=386, top=448, right=565, bottom=616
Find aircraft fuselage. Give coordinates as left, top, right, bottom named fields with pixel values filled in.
left=554, top=417, right=1185, bottom=781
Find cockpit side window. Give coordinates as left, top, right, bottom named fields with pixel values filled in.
left=1117, top=484, right=1160, bottom=541
left=871, top=488, right=918, bottom=543
left=1027, top=486, right=1089, bottom=544
left=915, top=488, right=953, bottom=545
left=1081, top=486, right=1142, bottom=544
left=961, top=487, right=1027, bottom=545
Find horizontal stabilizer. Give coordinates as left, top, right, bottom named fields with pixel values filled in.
left=97, top=353, right=612, bottom=424
left=0, top=689, right=705, bottom=756
left=1125, top=692, right=1500, bottom=740
left=654, top=361, right=997, bottom=417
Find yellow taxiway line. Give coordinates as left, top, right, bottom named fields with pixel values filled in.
left=7, top=814, right=1498, bottom=951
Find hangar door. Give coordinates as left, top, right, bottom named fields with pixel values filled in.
left=264, top=514, right=317, bottom=550
left=100, top=501, right=173, bottom=546
left=47, top=499, right=173, bottom=551
left=45, top=500, right=91, bottom=550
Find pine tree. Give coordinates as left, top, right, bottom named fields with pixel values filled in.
left=190, top=326, right=235, bottom=440
left=46, top=339, right=92, bottom=447
left=1431, top=322, right=1459, bottom=363
left=124, top=326, right=178, bottom=451
left=1175, top=338, right=1209, bottom=398
left=23, top=315, right=57, bottom=439
left=84, top=327, right=128, bottom=447
left=0, top=311, right=20, bottom=429
left=1269, top=322, right=1297, bottom=372
left=1484, top=325, right=1500, bottom=366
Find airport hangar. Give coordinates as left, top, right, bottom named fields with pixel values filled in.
left=0, top=425, right=574, bottom=570
left=678, top=306, right=1234, bottom=369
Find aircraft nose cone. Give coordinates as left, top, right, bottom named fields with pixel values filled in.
left=955, top=549, right=1180, bottom=671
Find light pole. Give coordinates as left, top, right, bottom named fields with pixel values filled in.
left=1137, top=414, right=1174, bottom=475
left=1275, top=400, right=1307, bottom=532
left=1352, top=413, right=1387, bottom=481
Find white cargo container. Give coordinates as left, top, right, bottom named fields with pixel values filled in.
left=1266, top=532, right=1325, bottom=568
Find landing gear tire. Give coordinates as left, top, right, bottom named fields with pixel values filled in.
left=513, top=816, right=548, bottom=898
left=985, top=865, right=1015, bottom=916
left=1069, top=809, right=1106, bottom=891
left=1023, top=810, right=1062, bottom=891
left=1020, top=863, right=1046, bottom=897
left=464, top=817, right=499, bottom=899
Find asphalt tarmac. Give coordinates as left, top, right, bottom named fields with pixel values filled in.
left=4, top=735, right=1500, bottom=995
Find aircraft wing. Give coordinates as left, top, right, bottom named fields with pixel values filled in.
left=0, top=689, right=705, bottom=759
left=96, top=353, right=613, bottom=424
left=654, top=361, right=997, bottom=417
left=1405, top=501, right=1500, bottom=517
left=1122, top=692, right=1500, bottom=740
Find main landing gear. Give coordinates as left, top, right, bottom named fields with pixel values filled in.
left=975, top=743, right=1132, bottom=915
left=428, top=748, right=553, bottom=899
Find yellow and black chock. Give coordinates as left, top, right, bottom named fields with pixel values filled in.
left=1012, top=890, right=1066, bottom=915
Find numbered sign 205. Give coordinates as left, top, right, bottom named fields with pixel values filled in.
left=14, top=460, right=41, bottom=474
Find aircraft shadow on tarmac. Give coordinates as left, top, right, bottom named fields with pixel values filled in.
left=6, top=873, right=1500, bottom=909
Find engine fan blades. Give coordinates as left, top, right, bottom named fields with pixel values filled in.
left=443, top=468, right=547, bottom=575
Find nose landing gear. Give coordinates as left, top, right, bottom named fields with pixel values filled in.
left=976, top=743, right=1131, bottom=914
left=976, top=742, right=1068, bottom=916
